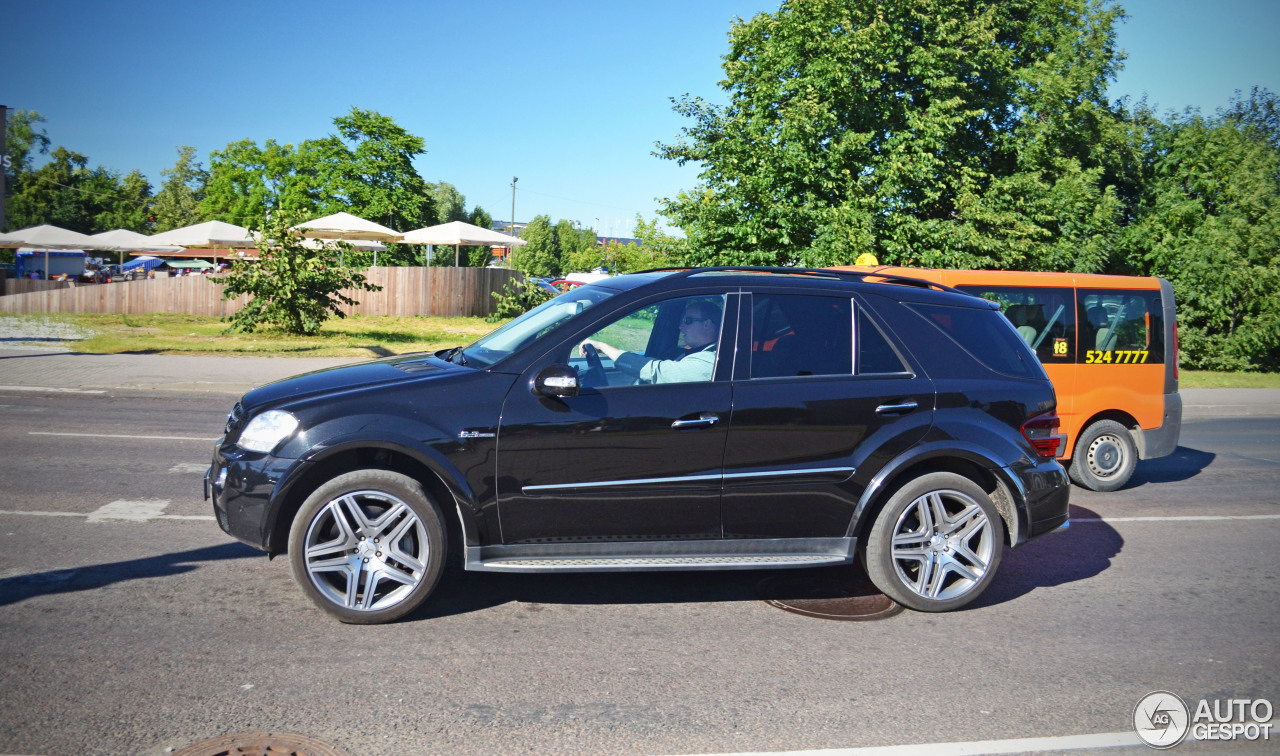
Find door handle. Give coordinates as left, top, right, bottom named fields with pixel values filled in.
left=875, top=401, right=918, bottom=415
left=672, top=413, right=720, bottom=429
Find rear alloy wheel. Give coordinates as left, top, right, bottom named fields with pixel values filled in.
left=1069, top=419, right=1136, bottom=492
left=288, top=470, right=445, bottom=624
left=863, top=472, right=1004, bottom=612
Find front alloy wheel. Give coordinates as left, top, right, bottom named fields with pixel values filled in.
left=289, top=470, right=445, bottom=624
left=864, top=472, right=1004, bottom=612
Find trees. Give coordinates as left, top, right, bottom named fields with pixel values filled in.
left=151, top=146, right=208, bottom=231
left=511, top=214, right=561, bottom=277
left=5, top=146, right=152, bottom=234
left=657, top=0, right=1128, bottom=271
left=1123, top=90, right=1280, bottom=371
left=220, top=214, right=381, bottom=335
left=202, top=139, right=320, bottom=226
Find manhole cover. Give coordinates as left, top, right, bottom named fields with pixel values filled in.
left=757, top=574, right=904, bottom=621
left=173, top=731, right=350, bottom=756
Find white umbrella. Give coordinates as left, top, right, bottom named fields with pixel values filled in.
left=148, top=220, right=255, bottom=248
left=399, top=220, right=528, bottom=266
left=88, top=229, right=184, bottom=266
left=148, top=221, right=255, bottom=269
left=291, top=212, right=402, bottom=242
left=0, top=224, right=98, bottom=249
left=290, top=212, right=402, bottom=266
left=0, top=225, right=104, bottom=280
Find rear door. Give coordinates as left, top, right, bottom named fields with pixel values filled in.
left=720, top=290, right=934, bottom=539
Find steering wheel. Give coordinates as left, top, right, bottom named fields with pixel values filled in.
left=578, top=342, right=606, bottom=388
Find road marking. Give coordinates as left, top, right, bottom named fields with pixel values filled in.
left=1074, top=514, right=1280, bottom=523
left=169, top=463, right=209, bottom=474
left=0, top=385, right=106, bottom=394
left=0, top=501, right=215, bottom=522
left=29, top=431, right=217, bottom=441
left=87, top=500, right=170, bottom=522
left=668, top=730, right=1144, bottom=755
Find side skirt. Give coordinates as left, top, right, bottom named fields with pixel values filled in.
left=465, top=537, right=856, bottom=573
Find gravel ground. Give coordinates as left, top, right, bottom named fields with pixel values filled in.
left=0, top=315, right=94, bottom=350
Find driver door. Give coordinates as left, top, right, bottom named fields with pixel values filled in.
left=494, top=292, right=739, bottom=544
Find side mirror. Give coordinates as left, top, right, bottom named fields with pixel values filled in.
left=533, top=364, right=580, bottom=397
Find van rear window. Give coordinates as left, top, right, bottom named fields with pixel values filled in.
left=907, top=302, right=1041, bottom=378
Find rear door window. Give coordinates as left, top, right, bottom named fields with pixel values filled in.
left=958, top=285, right=1076, bottom=364
left=1078, top=289, right=1165, bottom=364
left=906, top=301, right=1041, bottom=378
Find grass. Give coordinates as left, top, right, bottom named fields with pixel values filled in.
left=0, top=312, right=504, bottom=359
left=1179, top=370, right=1280, bottom=389
left=3, top=312, right=1278, bottom=386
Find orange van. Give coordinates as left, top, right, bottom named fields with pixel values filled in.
left=832, top=266, right=1181, bottom=491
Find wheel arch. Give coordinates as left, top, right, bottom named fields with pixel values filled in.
left=849, top=444, right=1026, bottom=548
left=1071, top=409, right=1144, bottom=458
left=266, top=439, right=481, bottom=557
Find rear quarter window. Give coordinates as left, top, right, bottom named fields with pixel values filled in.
left=906, top=302, right=1042, bottom=378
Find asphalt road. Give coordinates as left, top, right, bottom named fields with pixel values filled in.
left=0, top=388, right=1277, bottom=756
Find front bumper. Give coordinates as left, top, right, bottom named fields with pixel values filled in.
left=206, top=441, right=298, bottom=551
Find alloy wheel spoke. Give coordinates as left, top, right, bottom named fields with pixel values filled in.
left=365, top=502, right=410, bottom=540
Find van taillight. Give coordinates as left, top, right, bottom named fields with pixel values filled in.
left=1021, top=412, right=1062, bottom=458
left=1172, top=322, right=1179, bottom=380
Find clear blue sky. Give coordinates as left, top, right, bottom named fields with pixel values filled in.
left=5, top=0, right=1277, bottom=239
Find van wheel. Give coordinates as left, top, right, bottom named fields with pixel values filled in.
left=288, top=470, right=446, bottom=624
left=1069, top=420, right=1136, bottom=492
left=862, top=472, right=1004, bottom=612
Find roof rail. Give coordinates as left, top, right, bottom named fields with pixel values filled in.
left=633, top=265, right=969, bottom=296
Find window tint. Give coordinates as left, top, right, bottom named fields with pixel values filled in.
left=750, top=295, right=853, bottom=378
left=1078, top=289, right=1165, bottom=364
left=857, top=310, right=908, bottom=374
left=907, top=302, right=1040, bottom=378
left=958, top=285, right=1076, bottom=364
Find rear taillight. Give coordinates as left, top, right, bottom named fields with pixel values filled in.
left=1172, top=322, right=1179, bottom=380
left=1021, top=412, right=1062, bottom=458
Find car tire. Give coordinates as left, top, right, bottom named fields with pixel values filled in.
left=1068, top=419, right=1136, bottom=492
left=862, top=472, right=1005, bottom=612
left=288, top=469, right=446, bottom=624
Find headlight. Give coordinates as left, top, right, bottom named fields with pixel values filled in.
left=237, top=410, right=299, bottom=453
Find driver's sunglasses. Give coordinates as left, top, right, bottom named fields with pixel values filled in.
left=681, top=316, right=709, bottom=325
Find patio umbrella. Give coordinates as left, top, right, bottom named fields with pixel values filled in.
left=399, top=220, right=528, bottom=266
left=291, top=212, right=401, bottom=266
left=88, top=229, right=184, bottom=265
left=0, top=225, right=102, bottom=279
left=148, top=221, right=255, bottom=268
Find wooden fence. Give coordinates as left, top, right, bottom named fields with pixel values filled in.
left=0, top=267, right=522, bottom=318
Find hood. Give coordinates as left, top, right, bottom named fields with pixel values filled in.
left=240, top=353, right=459, bottom=410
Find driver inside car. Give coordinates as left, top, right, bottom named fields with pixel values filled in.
left=581, top=299, right=722, bottom=384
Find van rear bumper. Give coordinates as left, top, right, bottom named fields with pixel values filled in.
left=1140, top=391, right=1182, bottom=459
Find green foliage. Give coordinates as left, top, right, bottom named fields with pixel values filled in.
left=151, top=146, right=208, bottom=231
left=4, top=110, right=51, bottom=196
left=657, top=0, right=1129, bottom=271
left=202, top=139, right=320, bottom=225
left=487, top=277, right=555, bottom=321
left=5, top=146, right=152, bottom=234
left=219, top=215, right=382, bottom=335
left=1123, top=90, right=1280, bottom=371
left=632, top=216, right=689, bottom=267
left=311, top=108, right=434, bottom=234
left=468, top=206, right=495, bottom=266
left=428, top=182, right=468, bottom=224
left=511, top=214, right=561, bottom=277
left=557, top=220, right=600, bottom=272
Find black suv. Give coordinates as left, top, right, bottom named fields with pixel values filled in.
left=206, top=267, right=1069, bottom=623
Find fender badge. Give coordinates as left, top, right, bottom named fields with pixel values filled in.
left=458, top=430, right=496, bottom=439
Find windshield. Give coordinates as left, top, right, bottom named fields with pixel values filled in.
left=461, top=285, right=617, bottom=368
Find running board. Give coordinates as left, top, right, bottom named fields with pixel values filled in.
left=465, top=537, right=855, bottom=573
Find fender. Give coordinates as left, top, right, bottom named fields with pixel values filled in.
left=847, top=439, right=1033, bottom=547
left=266, top=428, right=488, bottom=550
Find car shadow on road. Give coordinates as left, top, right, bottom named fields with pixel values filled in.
left=970, top=504, right=1123, bottom=610
left=0, top=542, right=259, bottom=607
left=1126, top=445, right=1216, bottom=487
left=412, top=508, right=1123, bottom=622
